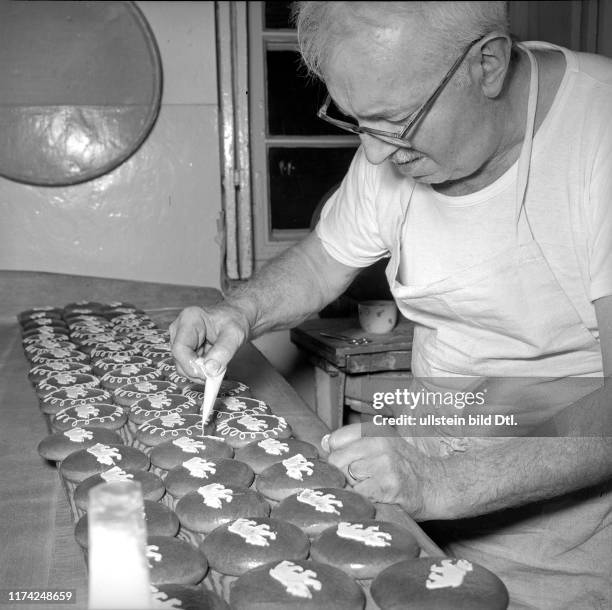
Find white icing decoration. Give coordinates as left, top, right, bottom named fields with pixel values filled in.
left=75, top=404, right=100, bottom=418
left=87, top=443, right=121, bottom=465
left=197, top=483, right=233, bottom=508
left=64, top=428, right=93, bottom=443
left=65, top=386, right=88, bottom=399
left=47, top=362, right=70, bottom=371
left=258, top=438, right=289, bottom=455
left=269, top=561, right=322, bottom=599
left=120, top=364, right=141, bottom=375
left=104, top=342, right=124, bottom=350
left=237, top=414, right=268, bottom=432
left=146, top=545, right=162, bottom=568
left=182, top=457, right=216, bottom=478
left=228, top=519, right=276, bottom=547
left=172, top=437, right=206, bottom=453
left=425, top=559, right=473, bottom=590
left=31, top=312, right=48, bottom=319
left=159, top=412, right=185, bottom=428
left=337, top=522, right=392, bottom=547
left=223, top=397, right=247, bottom=411
left=135, top=381, right=157, bottom=392
left=149, top=395, right=172, bottom=409
left=297, top=489, right=342, bottom=514
left=282, top=454, right=313, bottom=481
left=111, top=354, right=130, bottom=363
left=54, top=372, right=77, bottom=384
left=50, top=348, right=71, bottom=358
left=150, top=587, right=183, bottom=609
left=101, top=466, right=134, bottom=482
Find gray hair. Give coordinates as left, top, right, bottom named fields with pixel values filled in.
left=292, top=1, right=509, bottom=81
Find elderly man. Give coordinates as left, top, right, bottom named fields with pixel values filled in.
left=171, top=2, right=612, bottom=607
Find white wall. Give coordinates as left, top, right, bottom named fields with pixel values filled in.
left=0, top=1, right=222, bottom=288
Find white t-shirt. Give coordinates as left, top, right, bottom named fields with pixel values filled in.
left=316, top=43, right=612, bottom=339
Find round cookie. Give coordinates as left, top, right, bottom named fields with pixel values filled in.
left=114, top=380, right=178, bottom=409
left=256, top=457, right=346, bottom=503
left=37, top=427, right=123, bottom=462
left=52, top=403, right=128, bottom=442
left=271, top=487, right=375, bottom=537
left=213, top=396, right=271, bottom=423
left=75, top=500, right=180, bottom=548
left=215, top=414, right=291, bottom=449
left=128, top=394, right=199, bottom=429
left=28, top=361, right=92, bottom=386
left=60, top=443, right=150, bottom=487
left=91, top=354, right=152, bottom=377
left=176, top=484, right=270, bottom=543
left=74, top=468, right=165, bottom=515
left=133, top=413, right=214, bottom=453
left=74, top=333, right=121, bottom=355
left=146, top=535, right=208, bottom=586
left=182, top=379, right=251, bottom=402
left=40, top=387, right=112, bottom=416
left=310, top=520, right=420, bottom=580
left=149, top=436, right=233, bottom=476
left=200, top=517, right=309, bottom=578
left=36, top=372, right=99, bottom=397
left=235, top=438, right=318, bottom=474
left=24, top=339, right=76, bottom=361
left=150, top=585, right=229, bottom=610
left=164, top=457, right=254, bottom=508
left=230, top=559, right=365, bottom=610
left=370, top=557, right=510, bottom=610
left=155, top=356, right=176, bottom=379
left=100, top=365, right=161, bottom=391
left=29, top=347, right=88, bottom=366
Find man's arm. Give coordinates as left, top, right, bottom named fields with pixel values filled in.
left=328, top=295, right=612, bottom=521
left=170, top=232, right=362, bottom=377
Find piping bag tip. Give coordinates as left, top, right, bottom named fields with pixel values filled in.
left=192, top=357, right=227, bottom=431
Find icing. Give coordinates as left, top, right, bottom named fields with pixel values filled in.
left=228, top=519, right=276, bottom=546
left=426, top=559, right=473, bottom=590
left=182, top=457, right=216, bottom=478
left=258, top=438, right=289, bottom=455
left=237, top=415, right=268, bottom=432
left=297, top=489, right=342, bottom=514
left=87, top=443, right=122, bottom=465
left=64, top=428, right=93, bottom=443
left=282, top=454, right=314, bottom=480
left=223, top=397, right=248, bottom=411
left=64, top=386, right=88, bottom=399
left=135, top=381, right=158, bottom=392
left=149, top=395, right=172, bottom=409
left=101, top=466, right=134, bottom=482
left=336, top=522, right=392, bottom=547
left=53, top=372, right=77, bottom=385
left=119, top=364, right=141, bottom=375
left=75, top=404, right=100, bottom=418
left=159, top=413, right=185, bottom=428
left=269, top=561, right=322, bottom=599
left=145, top=545, right=163, bottom=568
left=150, top=587, right=183, bottom=609
left=173, top=437, right=206, bottom=453
left=197, top=483, right=233, bottom=508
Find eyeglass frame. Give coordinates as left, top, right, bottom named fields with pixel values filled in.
left=317, top=35, right=486, bottom=145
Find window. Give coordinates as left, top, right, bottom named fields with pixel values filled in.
left=248, top=1, right=359, bottom=271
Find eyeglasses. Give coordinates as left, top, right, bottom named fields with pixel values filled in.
left=317, top=36, right=485, bottom=146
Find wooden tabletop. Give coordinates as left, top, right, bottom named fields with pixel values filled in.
left=0, top=272, right=438, bottom=609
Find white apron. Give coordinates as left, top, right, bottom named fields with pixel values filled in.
left=385, top=46, right=612, bottom=609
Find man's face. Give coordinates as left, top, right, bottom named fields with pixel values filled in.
left=325, top=25, right=501, bottom=186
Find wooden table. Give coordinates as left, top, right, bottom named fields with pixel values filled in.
left=291, top=317, right=415, bottom=430
left=0, top=271, right=440, bottom=610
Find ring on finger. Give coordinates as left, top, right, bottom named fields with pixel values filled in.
left=347, top=462, right=368, bottom=482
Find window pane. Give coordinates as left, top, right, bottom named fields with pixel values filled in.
left=268, top=147, right=357, bottom=230
left=266, top=49, right=347, bottom=136
left=264, top=1, right=294, bottom=29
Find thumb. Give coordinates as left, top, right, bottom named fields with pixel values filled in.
left=197, top=327, right=244, bottom=376
left=321, top=423, right=362, bottom=453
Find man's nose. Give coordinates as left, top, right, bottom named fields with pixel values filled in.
left=360, top=133, right=399, bottom=165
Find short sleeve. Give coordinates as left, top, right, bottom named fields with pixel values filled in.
left=315, top=147, right=390, bottom=268
left=588, top=119, right=612, bottom=301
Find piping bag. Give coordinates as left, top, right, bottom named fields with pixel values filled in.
left=192, top=357, right=226, bottom=434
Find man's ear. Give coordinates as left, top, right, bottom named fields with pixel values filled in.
left=471, top=33, right=514, bottom=98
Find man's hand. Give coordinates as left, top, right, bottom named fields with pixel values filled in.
left=324, top=423, right=447, bottom=520
left=169, top=303, right=250, bottom=381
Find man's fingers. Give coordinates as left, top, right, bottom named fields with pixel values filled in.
left=321, top=423, right=363, bottom=454
left=170, top=307, right=207, bottom=379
